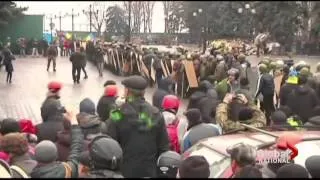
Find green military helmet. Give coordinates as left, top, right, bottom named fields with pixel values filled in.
left=299, top=67, right=310, bottom=76
left=186, top=53, right=192, bottom=60
left=238, top=54, right=246, bottom=62
left=275, top=60, right=285, bottom=69
left=316, top=62, right=320, bottom=72
left=269, top=61, right=277, bottom=71
left=258, top=63, right=268, bottom=74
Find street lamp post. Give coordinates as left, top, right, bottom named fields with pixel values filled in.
left=193, top=8, right=207, bottom=54
left=54, top=12, right=67, bottom=32
left=65, top=9, right=80, bottom=41
left=83, top=4, right=93, bottom=33
left=238, top=4, right=256, bottom=38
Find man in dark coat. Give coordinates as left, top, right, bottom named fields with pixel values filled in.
left=38, top=81, right=65, bottom=142
left=97, top=81, right=118, bottom=122
left=187, top=80, right=220, bottom=124
left=70, top=47, right=86, bottom=84
left=106, top=75, right=169, bottom=178
left=152, top=77, right=175, bottom=110
left=286, top=75, right=319, bottom=123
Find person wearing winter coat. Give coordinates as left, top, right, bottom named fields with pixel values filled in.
left=286, top=75, right=319, bottom=124
left=37, top=81, right=65, bottom=143
left=106, top=75, right=169, bottom=178
left=152, top=77, right=175, bottom=110
left=216, top=68, right=241, bottom=101
left=77, top=98, right=102, bottom=139
left=70, top=47, right=86, bottom=84
left=161, top=95, right=181, bottom=153
left=187, top=80, right=220, bottom=124
left=97, top=83, right=118, bottom=122
left=31, top=108, right=83, bottom=178
left=2, top=47, right=15, bottom=83
left=0, top=133, right=37, bottom=178
left=216, top=93, right=266, bottom=134
left=46, top=44, right=58, bottom=72
left=279, top=69, right=299, bottom=106
left=80, top=135, right=123, bottom=178
left=181, top=109, right=221, bottom=153
left=254, top=64, right=275, bottom=125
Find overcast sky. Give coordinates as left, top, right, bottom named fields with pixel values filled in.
left=14, top=1, right=165, bottom=33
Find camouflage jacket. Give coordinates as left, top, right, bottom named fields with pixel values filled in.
left=215, top=102, right=266, bottom=134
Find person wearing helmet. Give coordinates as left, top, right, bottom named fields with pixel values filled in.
left=106, top=75, right=169, bottom=178
left=226, top=143, right=257, bottom=177
left=161, top=95, right=181, bottom=153
left=97, top=81, right=118, bottom=122
left=157, top=151, right=181, bottom=178
left=254, top=63, right=275, bottom=125
left=79, top=135, right=123, bottom=178
left=216, top=68, right=241, bottom=101
left=37, top=81, right=65, bottom=142
left=214, top=55, right=228, bottom=83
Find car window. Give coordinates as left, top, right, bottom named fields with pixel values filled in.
left=189, top=145, right=231, bottom=178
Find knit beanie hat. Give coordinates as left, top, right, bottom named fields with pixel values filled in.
left=35, top=140, right=58, bottom=163
left=271, top=110, right=287, bottom=125
left=276, top=164, right=309, bottom=178
left=179, top=156, right=210, bottom=178
left=0, top=118, right=20, bottom=135
left=238, top=107, right=254, bottom=121
left=305, top=155, right=320, bottom=178
left=80, top=98, right=96, bottom=115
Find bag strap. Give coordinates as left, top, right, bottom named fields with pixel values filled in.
left=62, top=162, right=72, bottom=178
left=10, top=165, right=30, bottom=178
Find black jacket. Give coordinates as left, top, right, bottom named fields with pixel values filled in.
left=254, top=73, right=275, bottom=98
left=106, top=97, right=169, bottom=178
left=287, top=85, right=319, bottom=123
left=70, top=52, right=86, bottom=68
left=279, top=83, right=298, bottom=106
left=187, top=82, right=220, bottom=124
left=38, top=96, right=64, bottom=142
left=82, top=169, right=123, bottom=178
left=97, top=96, right=117, bottom=122
left=152, top=78, right=174, bottom=109
left=31, top=126, right=83, bottom=178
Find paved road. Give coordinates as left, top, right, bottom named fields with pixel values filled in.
left=0, top=55, right=318, bottom=125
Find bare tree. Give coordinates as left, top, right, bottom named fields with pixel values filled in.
left=145, top=1, right=155, bottom=33
left=84, top=2, right=107, bottom=37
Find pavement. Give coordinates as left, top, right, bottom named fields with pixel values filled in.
left=0, top=54, right=319, bottom=125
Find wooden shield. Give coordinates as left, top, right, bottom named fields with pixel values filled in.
left=161, top=60, right=169, bottom=77
left=150, top=58, right=156, bottom=81
left=183, top=60, right=199, bottom=88
left=139, top=57, right=150, bottom=79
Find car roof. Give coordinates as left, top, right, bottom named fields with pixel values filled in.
left=187, top=131, right=320, bottom=156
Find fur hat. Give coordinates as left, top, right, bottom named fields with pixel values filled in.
left=0, top=133, right=29, bottom=156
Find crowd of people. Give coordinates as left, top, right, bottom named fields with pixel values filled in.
left=1, top=35, right=320, bottom=178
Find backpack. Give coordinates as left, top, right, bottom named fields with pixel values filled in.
left=10, top=165, right=29, bottom=178
left=166, top=119, right=180, bottom=154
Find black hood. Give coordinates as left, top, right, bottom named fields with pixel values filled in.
left=199, top=80, right=214, bottom=91
left=158, top=78, right=175, bottom=92
left=121, top=98, right=160, bottom=132
left=190, top=91, right=206, bottom=101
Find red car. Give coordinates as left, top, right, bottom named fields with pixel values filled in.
left=182, top=129, right=320, bottom=178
